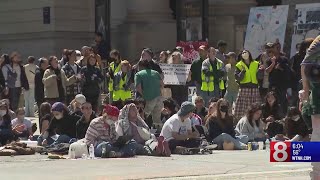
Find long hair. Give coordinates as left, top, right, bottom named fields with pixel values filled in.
left=66, top=49, right=76, bottom=63
left=265, top=91, right=278, bottom=108
left=206, top=99, right=232, bottom=128
left=167, top=51, right=183, bottom=64
left=237, top=50, right=254, bottom=63
left=48, top=56, right=59, bottom=70
left=39, top=102, right=51, bottom=118
left=246, top=103, right=262, bottom=127
left=1, top=54, right=10, bottom=67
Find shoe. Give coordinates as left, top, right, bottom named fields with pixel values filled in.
left=162, top=140, right=171, bottom=157
left=156, top=136, right=164, bottom=156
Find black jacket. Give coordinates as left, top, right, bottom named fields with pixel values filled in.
left=81, top=65, right=103, bottom=97
left=0, top=70, right=5, bottom=94
left=34, top=68, right=45, bottom=104
left=76, top=113, right=96, bottom=139
left=46, top=113, right=80, bottom=138
left=261, top=103, right=284, bottom=122
left=207, top=116, right=235, bottom=142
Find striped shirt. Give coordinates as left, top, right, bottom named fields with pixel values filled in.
left=85, top=116, right=118, bottom=146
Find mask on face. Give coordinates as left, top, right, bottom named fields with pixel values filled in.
left=220, top=105, right=229, bottom=113
left=292, top=115, right=300, bottom=122
left=0, top=110, right=6, bottom=116
left=242, top=52, right=249, bottom=60
left=54, top=114, right=63, bottom=120
left=106, top=119, right=115, bottom=125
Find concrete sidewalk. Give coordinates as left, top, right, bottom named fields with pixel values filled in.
left=0, top=150, right=311, bottom=180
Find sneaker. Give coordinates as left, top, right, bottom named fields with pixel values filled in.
left=156, top=136, right=164, bottom=156
left=162, top=140, right=171, bottom=157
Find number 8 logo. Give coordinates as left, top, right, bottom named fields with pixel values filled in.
left=273, top=142, right=288, bottom=162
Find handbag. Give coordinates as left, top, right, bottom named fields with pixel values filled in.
left=131, top=122, right=152, bottom=141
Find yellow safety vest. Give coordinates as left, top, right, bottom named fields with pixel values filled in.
left=113, top=75, right=132, bottom=101
left=201, top=60, right=225, bottom=92
left=108, top=62, right=121, bottom=92
left=235, top=60, right=259, bottom=84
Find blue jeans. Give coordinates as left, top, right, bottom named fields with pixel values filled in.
left=201, top=87, right=221, bottom=106
left=9, top=87, right=21, bottom=112
left=224, top=90, right=238, bottom=107
left=212, top=133, right=248, bottom=150
left=95, top=140, right=137, bottom=157
left=37, top=134, right=76, bottom=146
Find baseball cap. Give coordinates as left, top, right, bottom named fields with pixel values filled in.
left=75, top=94, right=86, bottom=105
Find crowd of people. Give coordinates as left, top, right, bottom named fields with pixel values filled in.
left=0, top=32, right=318, bottom=159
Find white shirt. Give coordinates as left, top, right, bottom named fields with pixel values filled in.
left=24, top=63, right=37, bottom=88
left=11, top=118, right=32, bottom=131
left=13, top=64, right=21, bottom=87
left=160, top=114, right=192, bottom=140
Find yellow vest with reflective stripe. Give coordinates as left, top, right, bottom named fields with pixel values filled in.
left=235, top=60, right=259, bottom=84
left=108, top=62, right=121, bottom=92
left=201, top=60, right=225, bottom=92
left=113, top=75, right=132, bottom=101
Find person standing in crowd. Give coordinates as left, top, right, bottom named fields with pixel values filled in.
left=0, top=54, right=8, bottom=98
left=108, top=49, right=122, bottom=103
left=201, top=47, right=225, bottom=106
left=301, top=35, right=320, bottom=179
left=77, top=46, right=92, bottom=67
left=266, top=42, right=291, bottom=114
left=234, top=50, right=262, bottom=121
left=0, top=100, right=14, bottom=146
left=112, top=60, right=134, bottom=109
left=62, top=50, right=82, bottom=105
left=81, top=54, right=103, bottom=112
left=2, top=52, right=29, bottom=111
left=235, top=103, right=266, bottom=142
left=190, top=45, right=207, bottom=96
left=290, top=38, right=314, bottom=106
left=39, top=102, right=79, bottom=146
left=140, top=48, right=163, bottom=76
left=35, top=58, right=49, bottom=108
left=135, top=60, right=164, bottom=129
left=23, top=56, right=37, bottom=117
left=224, top=52, right=239, bottom=108
left=166, top=52, right=188, bottom=105
left=58, top=49, right=68, bottom=68
left=159, top=51, right=169, bottom=63
left=159, top=102, right=200, bottom=156
left=258, top=43, right=272, bottom=99
left=216, top=40, right=227, bottom=64
left=206, top=99, right=248, bottom=150
left=43, top=56, right=74, bottom=105
left=93, top=32, right=108, bottom=61
left=76, top=102, right=96, bottom=139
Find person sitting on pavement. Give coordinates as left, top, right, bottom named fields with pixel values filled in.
left=11, top=108, right=33, bottom=140
left=39, top=102, right=79, bottom=146
left=203, top=97, right=219, bottom=124
left=76, top=102, right=96, bottom=140
left=261, top=91, right=284, bottom=123
left=2, top=99, right=16, bottom=120
left=194, top=96, right=208, bottom=121
left=116, top=103, right=151, bottom=155
left=235, top=103, right=266, bottom=142
left=159, top=101, right=200, bottom=156
left=0, top=100, right=14, bottom=146
left=38, top=102, right=52, bottom=134
left=161, top=98, right=178, bottom=124
left=85, top=104, right=136, bottom=158
left=206, top=99, right=248, bottom=150
left=68, top=94, right=87, bottom=117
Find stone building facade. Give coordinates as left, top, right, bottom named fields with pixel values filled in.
left=0, top=0, right=319, bottom=60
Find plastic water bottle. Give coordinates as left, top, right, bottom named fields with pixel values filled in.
left=69, top=148, right=75, bottom=159
left=89, top=144, right=95, bottom=159
left=265, top=139, right=270, bottom=151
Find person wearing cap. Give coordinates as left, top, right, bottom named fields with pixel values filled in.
left=112, top=60, right=134, bottom=108
left=1, top=51, right=29, bottom=112
left=108, top=49, right=122, bottom=103
left=68, top=94, right=87, bottom=116
left=35, top=57, right=49, bottom=108
left=40, top=102, right=79, bottom=146
left=224, top=52, right=239, bottom=107
left=62, top=50, right=82, bottom=105
left=135, top=60, right=164, bottom=130
left=159, top=102, right=200, bottom=156
left=0, top=100, right=14, bottom=146
left=301, top=35, right=320, bottom=179
left=76, top=102, right=96, bottom=139
left=190, top=45, right=207, bottom=96
left=201, top=47, right=225, bottom=106
left=85, top=104, right=136, bottom=158
left=234, top=50, right=262, bottom=121
left=23, top=56, right=37, bottom=117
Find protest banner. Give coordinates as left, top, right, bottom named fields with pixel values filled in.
left=176, top=41, right=208, bottom=63
left=159, top=63, right=191, bottom=85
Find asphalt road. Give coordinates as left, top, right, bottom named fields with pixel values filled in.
left=0, top=150, right=311, bottom=180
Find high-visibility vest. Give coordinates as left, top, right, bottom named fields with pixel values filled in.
left=108, top=62, right=121, bottom=92
left=235, top=60, right=259, bottom=84
left=113, top=75, right=132, bottom=101
left=201, top=60, right=225, bottom=92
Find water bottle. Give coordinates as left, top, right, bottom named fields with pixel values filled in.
left=265, top=139, right=270, bottom=151
left=89, top=144, right=95, bottom=159
left=69, top=148, right=75, bottom=159
left=101, top=146, right=107, bottom=158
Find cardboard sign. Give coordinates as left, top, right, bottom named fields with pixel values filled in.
left=159, top=63, right=191, bottom=85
